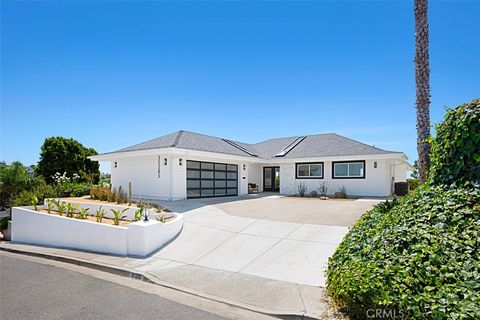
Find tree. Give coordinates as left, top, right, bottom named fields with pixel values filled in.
left=414, top=0, right=431, bottom=183
left=37, top=137, right=100, bottom=184
left=0, top=161, right=46, bottom=209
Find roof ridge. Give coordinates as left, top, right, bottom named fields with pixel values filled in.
left=171, top=130, right=184, bottom=147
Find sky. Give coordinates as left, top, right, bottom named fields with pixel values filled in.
left=1, top=0, right=479, bottom=173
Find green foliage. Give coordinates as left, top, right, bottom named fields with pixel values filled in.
left=327, top=99, right=480, bottom=319
left=54, top=200, right=66, bottom=216
left=110, top=208, right=128, bottom=225
left=37, top=137, right=100, bottom=184
left=326, top=186, right=480, bottom=319
left=95, top=206, right=106, bottom=223
left=134, top=202, right=145, bottom=222
left=45, top=199, right=54, bottom=213
left=11, top=190, right=37, bottom=207
left=65, top=203, right=79, bottom=218
left=0, top=162, right=49, bottom=209
left=407, top=178, right=420, bottom=191
left=429, top=98, right=480, bottom=187
left=77, top=208, right=89, bottom=219
left=55, top=182, right=91, bottom=197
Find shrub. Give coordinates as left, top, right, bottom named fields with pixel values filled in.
left=429, top=98, right=480, bottom=187
left=318, top=182, right=330, bottom=197
left=335, top=185, right=347, bottom=198
left=296, top=182, right=307, bottom=197
left=95, top=206, right=106, bottom=223
left=407, top=178, right=420, bottom=191
left=77, top=208, right=89, bottom=219
left=110, top=208, right=127, bottom=225
left=326, top=186, right=480, bottom=319
left=56, top=182, right=91, bottom=197
left=327, top=99, right=480, bottom=319
left=65, top=203, right=79, bottom=218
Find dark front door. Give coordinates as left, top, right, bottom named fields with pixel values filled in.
left=263, top=167, right=280, bottom=192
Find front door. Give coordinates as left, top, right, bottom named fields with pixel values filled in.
left=263, top=167, right=280, bottom=192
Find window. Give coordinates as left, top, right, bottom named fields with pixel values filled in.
left=295, top=162, right=324, bottom=179
left=333, top=161, right=365, bottom=179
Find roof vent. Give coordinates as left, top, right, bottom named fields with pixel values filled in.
left=275, top=136, right=306, bottom=157
left=223, top=139, right=257, bottom=157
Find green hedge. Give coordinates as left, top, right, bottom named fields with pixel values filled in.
left=326, top=99, right=480, bottom=319
left=326, top=186, right=480, bottom=319
left=429, top=98, right=480, bottom=187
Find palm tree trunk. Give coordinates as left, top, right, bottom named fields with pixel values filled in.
left=415, top=0, right=431, bottom=183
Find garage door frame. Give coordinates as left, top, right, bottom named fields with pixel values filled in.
left=186, top=160, right=238, bottom=199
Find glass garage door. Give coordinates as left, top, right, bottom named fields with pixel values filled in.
left=187, top=161, right=238, bottom=198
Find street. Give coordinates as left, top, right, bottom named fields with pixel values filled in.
left=0, top=253, right=250, bottom=320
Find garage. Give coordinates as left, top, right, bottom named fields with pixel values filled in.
left=186, top=160, right=238, bottom=198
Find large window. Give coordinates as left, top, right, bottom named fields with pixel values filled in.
left=332, top=161, right=365, bottom=179
left=295, top=162, right=324, bottom=179
left=187, top=160, right=238, bottom=198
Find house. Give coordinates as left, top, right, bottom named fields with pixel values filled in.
left=89, top=130, right=411, bottom=200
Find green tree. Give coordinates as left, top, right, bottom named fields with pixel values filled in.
left=0, top=161, right=49, bottom=209
left=37, top=137, right=100, bottom=184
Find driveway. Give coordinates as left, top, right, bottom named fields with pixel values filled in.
left=140, top=194, right=381, bottom=287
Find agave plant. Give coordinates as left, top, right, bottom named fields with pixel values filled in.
left=65, top=203, right=79, bottom=218
left=155, top=214, right=166, bottom=223
left=77, top=208, right=89, bottom=219
left=31, top=195, right=39, bottom=211
left=134, top=207, right=144, bottom=222
left=95, top=206, right=106, bottom=223
left=110, top=208, right=128, bottom=226
left=45, top=199, right=55, bottom=213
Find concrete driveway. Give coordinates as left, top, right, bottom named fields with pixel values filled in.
left=142, top=194, right=380, bottom=287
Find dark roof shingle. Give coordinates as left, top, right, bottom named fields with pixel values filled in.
left=107, top=130, right=402, bottom=159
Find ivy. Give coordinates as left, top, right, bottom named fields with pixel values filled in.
left=326, top=99, right=480, bottom=319
left=429, top=98, right=480, bottom=187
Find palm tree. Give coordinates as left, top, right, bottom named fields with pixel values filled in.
left=414, top=0, right=431, bottom=183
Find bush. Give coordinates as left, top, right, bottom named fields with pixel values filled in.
left=429, top=98, right=480, bottom=186
left=56, top=182, right=91, bottom=197
left=296, top=182, right=307, bottom=197
left=407, top=178, right=420, bottom=191
left=326, top=186, right=480, bottom=319
left=327, top=99, right=480, bottom=319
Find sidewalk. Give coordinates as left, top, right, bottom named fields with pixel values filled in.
left=0, top=241, right=339, bottom=320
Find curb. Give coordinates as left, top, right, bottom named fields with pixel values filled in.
left=0, top=246, right=320, bottom=320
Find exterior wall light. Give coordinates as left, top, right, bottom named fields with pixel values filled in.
left=114, top=162, right=118, bottom=168
left=179, top=158, right=183, bottom=166
left=374, top=161, right=377, bottom=168
left=164, top=158, right=168, bottom=166
left=243, top=164, right=246, bottom=171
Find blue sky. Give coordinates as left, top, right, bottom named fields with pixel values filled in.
left=1, top=1, right=479, bottom=173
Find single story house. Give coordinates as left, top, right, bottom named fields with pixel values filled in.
left=89, top=130, right=411, bottom=200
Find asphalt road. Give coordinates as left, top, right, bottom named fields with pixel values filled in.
left=0, top=254, right=228, bottom=320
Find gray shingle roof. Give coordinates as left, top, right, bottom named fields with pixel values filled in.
left=107, top=130, right=402, bottom=159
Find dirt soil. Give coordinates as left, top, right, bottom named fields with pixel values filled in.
left=38, top=209, right=131, bottom=227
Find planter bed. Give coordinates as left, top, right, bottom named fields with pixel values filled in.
left=11, top=206, right=183, bottom=257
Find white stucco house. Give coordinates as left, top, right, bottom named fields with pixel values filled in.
left=89, top=130, right=411, bottom=200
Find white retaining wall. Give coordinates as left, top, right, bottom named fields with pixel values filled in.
left=12, top=207, right=183, bottom=256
